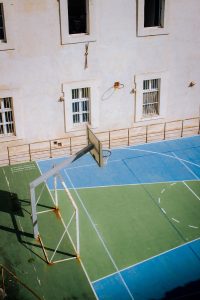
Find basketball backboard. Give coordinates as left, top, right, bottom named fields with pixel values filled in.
left=87, top=126, right=104, bottom=167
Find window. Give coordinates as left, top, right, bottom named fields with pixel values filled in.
left=59, top=0, right=96, bottom=44
left=72, top=88, right=90, bottom=125
left=144, top=0, right=164, bottom=28
left=134, top=72, right=167, bottom=122
left=0, top=3, right=6, bottom=42
left=63, top=80, right=99, bottom=131
left=0, top=97, right=15, bottom=136
left=68, top=0, right=88, bottom=35
left=0, top=1, right=14, bottom=50
left=137, top=0, right=169, bottom=36
left=142, top=79, right=160, bottom=117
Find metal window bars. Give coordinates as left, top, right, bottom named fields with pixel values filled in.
left=0, top=97, right=15, bottom=136
left=143, top=79, right=160, bottom=117
left=72, top=88, right=90, bottom=125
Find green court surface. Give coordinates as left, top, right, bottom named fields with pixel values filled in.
left=0, top=161, right=200, bottom=299
left=67, top=181, right=200, bottom=281
left=0, top=163, right=96, bottom=300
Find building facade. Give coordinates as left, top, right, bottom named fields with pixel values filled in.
left=0, top=0, right=200, bottom=145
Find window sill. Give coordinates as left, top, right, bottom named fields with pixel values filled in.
left=0, top=135, right=21, bottom=143
left=61, top=34, right=96, bottom=45
left=0, top=41, right=14, bottom=51
left=137, top=27, right=169, bottom=37
left=135, top=116, right=164, bottom=123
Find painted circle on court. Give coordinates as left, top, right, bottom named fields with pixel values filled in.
left=158, top=182, right=200, bottom=230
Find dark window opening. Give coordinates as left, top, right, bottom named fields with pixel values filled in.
left=0, top=3, right=6, bottom=41
left=68, top=0, right=88, bottom=35
left=144, top=0, right=164, bottom=28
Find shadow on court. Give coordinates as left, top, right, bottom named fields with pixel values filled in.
left=162, top=279, right=200, bottom=299
left=0, top=190, right=74, bottom=264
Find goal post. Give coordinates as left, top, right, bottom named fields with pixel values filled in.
left=30, top=126, right=106, bottom=264
left=30, top=145, right=94, bottom=264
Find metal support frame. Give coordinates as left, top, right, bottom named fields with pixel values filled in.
left=30, top=144, right=94, bottom=263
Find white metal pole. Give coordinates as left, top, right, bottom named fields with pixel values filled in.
left=76, top=208, right=80, bottom=257
left=54, top=174, right=58, bottom=208
left=30, top=186, right=39, bottom=239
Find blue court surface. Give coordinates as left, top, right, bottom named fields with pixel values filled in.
left=37, top=135, right=200, bottom=299
left=93, top=239, right=200, bottom=300
left=38, top=135, right=200, bottom=189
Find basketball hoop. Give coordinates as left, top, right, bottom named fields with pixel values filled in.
left=113, top=81, right=124, bottom=89
left=102, top=149, right=112, bottom=165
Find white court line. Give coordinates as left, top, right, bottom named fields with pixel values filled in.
left=64, top=169, right=134, bottom=300
left=37, top=134, right=200, bottom=164
left=2, top=168, right=11, bottom=192
left=114, top=147, right=200, bottom=169
left=172, top=218, right=180, bottom=223
left=48, top=179, right=199, bottom=192
left=36, top=141, right=200, bottom=170
left=11, top=164, right=36, bottom=173
left=92, top=236, right=200, bottom=284
left=79, top=259, right=100, bottom=300
left=172, top=152, right=199, bottom=180
left=188, top=225, right=199, bottom=229
left=183, top=181, right=200, bottom=201
left=36, top=209, right=53, bottom=215
left=35, top=161, right=99, bottom=300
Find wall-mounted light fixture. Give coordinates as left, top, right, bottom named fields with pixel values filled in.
left=188, top=81, right=196, bottom=87
left=59, top=96, right=65, bottom=102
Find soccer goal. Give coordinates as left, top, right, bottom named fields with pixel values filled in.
left=30, top=126, right=107, bottom=264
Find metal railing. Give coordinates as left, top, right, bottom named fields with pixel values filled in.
left=1, top=116, right=200, bottom=166
left=0, top=264, right=41, bottom=299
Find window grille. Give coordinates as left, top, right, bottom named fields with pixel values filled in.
left=72, top=88, right=90, bottom=125
left=0, top=3, right=6, bottom=41
left=0, top=97, right=15, bottom=136
left=142, top=79, right=160, bottom=117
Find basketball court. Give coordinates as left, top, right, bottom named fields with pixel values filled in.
left=0, top=129, right=200, bottom=299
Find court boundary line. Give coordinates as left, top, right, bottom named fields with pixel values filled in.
left=37, top=145, right=200, bottom=175
left=113, top=147, right=200, bottom=169
left=183, top=181, right=200, bottom=201
left=92, top=236, right=200, bottom=284
left=36, top=162, right=99, bottom=300
left=63, top=169, right=135, bottom=300
left=48, top=179, right=199, bottom=191
left=35, top=137, right=200, bottom=299
left=37, top=134, right=200, bottom=163
left=39, top=153, right=200, bottom=171
left=172, top=152, right=199, bottom=180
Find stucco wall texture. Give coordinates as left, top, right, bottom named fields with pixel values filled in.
left=0, top=0, right=200, bottom=143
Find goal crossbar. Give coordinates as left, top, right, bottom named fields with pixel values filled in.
left=30, top=144, right=94, bottom=189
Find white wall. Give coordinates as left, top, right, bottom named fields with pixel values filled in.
left=0, top=0, right=200, bottom=143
